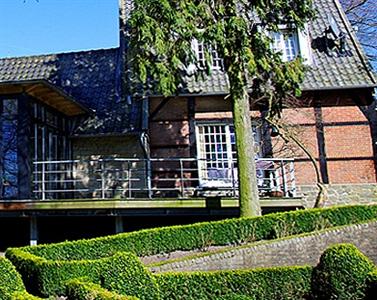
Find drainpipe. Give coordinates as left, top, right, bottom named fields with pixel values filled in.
left=139, top=97, right=152, bottom=198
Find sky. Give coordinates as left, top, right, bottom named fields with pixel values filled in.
left=0, top=0, right=119, bottom=58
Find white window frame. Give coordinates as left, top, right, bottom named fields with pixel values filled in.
left=272, top=30, right=300, bottom=62
left=192, top=39, right=224, bottom=71
left=195, top=122, right=262, bottom=187
left=271, top=24, right=312, bottom=65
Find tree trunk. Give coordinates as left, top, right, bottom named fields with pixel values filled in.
left=232, top=86, right=261, bottom=217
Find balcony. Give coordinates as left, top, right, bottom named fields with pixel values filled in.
left=32, top=157, right=297, bottom=201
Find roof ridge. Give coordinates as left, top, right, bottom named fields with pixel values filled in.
left=0, top=47, right=119, bottom=62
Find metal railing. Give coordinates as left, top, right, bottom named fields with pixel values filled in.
left=32, top=157, right=296, bottom=200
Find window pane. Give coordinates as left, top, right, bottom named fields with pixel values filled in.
left=1, top=99, right=18, bottom=199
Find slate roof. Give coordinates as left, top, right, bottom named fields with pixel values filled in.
left=183, top=0, right=376, bottom=93
left=0, top=0, right=375, bottom=135
left=0, top=48, right=140, bottom=135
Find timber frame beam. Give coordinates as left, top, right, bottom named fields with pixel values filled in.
left=0, top=80, right=90, bottom=116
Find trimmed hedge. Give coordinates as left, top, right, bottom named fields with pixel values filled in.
left=4, top=251, right=159, bottom=299
left=218, top=295, right=254, bottom=300
left=0, top=257, right=26, bottom=300
left=9, top=291, right=43, bottom=300
left=65, top=279, right=139, bottom=300
left=5, top=205, right=377, bottom=298
left=311, top=244, right=375, bottom=300
left=155, top=266, right=313, bottom=300
left=0, top=257, right=43, bottom=300
left=11, top=205, right=377, bottom=262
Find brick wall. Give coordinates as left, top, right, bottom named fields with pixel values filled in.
left=278, top=103, right=376, bottom=185
left=148, top=91, right=377, bottom=201
left=150, top=221, right=377, bottom=273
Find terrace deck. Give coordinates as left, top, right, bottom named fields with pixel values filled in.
left=0, top=197, right=303, bottom=217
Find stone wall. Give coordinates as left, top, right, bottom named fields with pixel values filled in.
left=300, top=183, right=377, bottom=208
left=150, top=221, right=377, bottom=273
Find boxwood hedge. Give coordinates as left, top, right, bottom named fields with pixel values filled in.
left=5, top=251, right=159, bottom=299
left=8, top=291, right=43, bottom=300
left=155, top=266, right=313, bottom=300
left=0, top=257, right=42, bottom=300
left=5, top=205, right=377, bottom=298
left=0, top=257, right=26, bottom=300
left=11, top=204, right=377, bottom=262
left=65, top=279, right=139, bottom=300
left=311, top=244, right=376, bottom=300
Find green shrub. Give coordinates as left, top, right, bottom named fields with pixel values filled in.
left=5, top=250, right=158, bottom=299
left=11, top=205, right=377, bottom=262
left=65, top=279, right=139, bottom=300
left=9, top=291, right=43, bottom=300
left=218, top=295, right=254, bottom=300
left=6, top=205, right=377, bottom=298
left=100, top=252, right=159, bottom=300
left=5, top=248, right=104, bottom=297
left=156, top=266, right=312, bottom=300
left=0, top=257, right=26, bottom=300
left=311, top=244, right=375, bottom=300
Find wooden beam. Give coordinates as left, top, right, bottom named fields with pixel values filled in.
left=0, top=85, right=24, bottom=94
left=24, top=84, right=45, bottom=94
left=0, top=82, right=87, bottom=116
left=150, top=97, right=172, bottom=121
left=0, top=197, right=303, bottom=211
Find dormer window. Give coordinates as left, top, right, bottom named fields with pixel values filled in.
left=193, top=40, right=223, bottom=70
left=270, top=25, right=312, bottom=65
left=272, top=30, right=299, bottom=61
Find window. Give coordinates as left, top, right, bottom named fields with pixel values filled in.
left=1, top=99, right=19, bottom=199
left=31, top=101, right=71, bottom=200
left=272, top=30, right=299, bottom=61
left=193, top=40, right=223, bottom=70
left=270, top=25, right=312, bottom=64
left=196, top=122, right=261, bottom=186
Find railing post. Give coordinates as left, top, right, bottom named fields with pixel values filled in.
left=281, top=160, right=287, bottom=197
left=179, top=159, right=184, bottom=197
left=289, top=160, right=296, bottom=197
left=128, top=161, right=132, bottom=198
left=147, top=159, right=152, bottom=199
left=41, top=162, right=46, bottom=200
left=101, top=160, right=106, bottom=199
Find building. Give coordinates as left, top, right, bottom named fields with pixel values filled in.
left=0, top=0, right=376, bottom=247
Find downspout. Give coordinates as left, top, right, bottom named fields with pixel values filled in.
left=139, top=97, right=152, bottom=198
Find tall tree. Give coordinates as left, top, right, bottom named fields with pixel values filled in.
left=128, top=0, right=315, bottom=217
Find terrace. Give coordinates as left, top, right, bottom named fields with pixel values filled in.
left=32, top=157, right=297, bottom=201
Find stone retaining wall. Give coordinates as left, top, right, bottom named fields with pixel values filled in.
left=300, top=184, right=377, bottom=208
left=150, top=221, right=377, bottom=273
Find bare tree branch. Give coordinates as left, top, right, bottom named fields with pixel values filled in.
left=340, top=0, right=377, bottom=67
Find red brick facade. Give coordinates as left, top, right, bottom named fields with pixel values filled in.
left=149, top=89, right=377, bottom=187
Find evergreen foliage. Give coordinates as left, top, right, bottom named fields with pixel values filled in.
left=0, top=257, right=41, bottom=300
left=155, top=266, right=312, bottom=300
left=5, top=205, right=377, bottom=297
left=0, top=257, right=25, bottom=300
left=128, top=0, right=315, bottom=216
left=312, top=244, right=375, bottom=300
left=65, top=279, right=139, bottom=300
left=4, top=251, right=158, bottom=299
